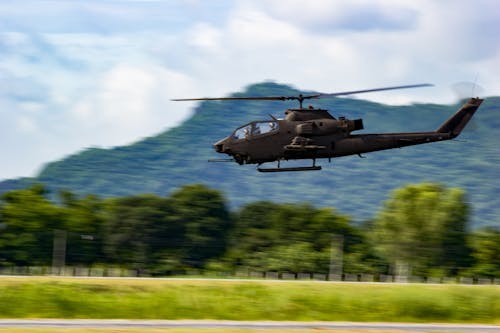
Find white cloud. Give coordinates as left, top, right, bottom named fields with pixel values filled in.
left=247, top=0, right=418, bottom=32
left=68, top=63, right=196, bottom=146
left=0, top=29, right=200, bottom=179
left=187, top=23, right=222, bottom=52
left=16, top=115, right=38, bottom=133
left=210, top=0, right=499, bottom=104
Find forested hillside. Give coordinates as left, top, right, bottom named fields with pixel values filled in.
left=1, top=82, right=499, bottom=226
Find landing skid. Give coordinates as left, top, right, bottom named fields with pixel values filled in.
left=258, top=165, right=322, bottom=172
left=257, top=159, right=322, bottom=172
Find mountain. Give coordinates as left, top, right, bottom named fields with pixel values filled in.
left=1, top=82, right=499, bottom=226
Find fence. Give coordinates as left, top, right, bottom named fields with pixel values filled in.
left=0, top=266, right=499, bottom=285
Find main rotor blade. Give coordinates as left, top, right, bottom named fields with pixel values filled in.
left=318, top=83, right=433, bottom=98
left=171, top=96, right=291, bottom=101
left=171, top=84, right=433, bottom=102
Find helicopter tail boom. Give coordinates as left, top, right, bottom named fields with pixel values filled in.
left=436, top=97, right=483, bottom=137
left=331, top=97, right=484, bottom=158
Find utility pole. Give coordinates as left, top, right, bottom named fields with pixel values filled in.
left=52, top=229, right=67, bottom=275
left=329, top=234, right=344, bottom=281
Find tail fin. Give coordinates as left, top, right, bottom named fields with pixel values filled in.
left=437, top=98, right=483, bottom=137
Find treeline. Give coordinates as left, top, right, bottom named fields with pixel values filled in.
left=0, top=183, right=499, bottom=278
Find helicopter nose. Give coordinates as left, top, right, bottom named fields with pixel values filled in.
left=214, top=143, right=224, bottom=152
left=214, top=138, right=229, bottom=153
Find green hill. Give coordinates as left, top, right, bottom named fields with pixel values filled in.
left=1, top=82, right=499, bottom=226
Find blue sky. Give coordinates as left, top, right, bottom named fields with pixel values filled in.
left=0, top=0, right=499, bottom=180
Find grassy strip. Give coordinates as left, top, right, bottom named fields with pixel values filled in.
left=0, top=277, right=498, bottom=323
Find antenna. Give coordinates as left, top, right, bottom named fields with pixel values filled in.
left=472, top=73, right=479, bottom=97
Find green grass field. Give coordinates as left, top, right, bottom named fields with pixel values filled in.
left=0, top=277, right=498, bottom=323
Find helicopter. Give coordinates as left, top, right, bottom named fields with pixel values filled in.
left=173, top=84, right=483, bottom=172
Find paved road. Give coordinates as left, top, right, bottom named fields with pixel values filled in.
left=1, top=320, right=499, bottom=332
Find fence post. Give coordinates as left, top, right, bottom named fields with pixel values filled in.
left=52, top=229, right=67, bottom=275
left=329, top=234, right=344, bottom=280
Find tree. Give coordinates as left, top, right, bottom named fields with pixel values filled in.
left=370, top=183, right=471, bottom=277
left=468, top=227, right=500, bottom=277
left=225, top=202, right=358, bottom=273
left=102, top=194, right=181, bottom=271
left=343, top=221, right=389, bottom=275
left=0, top=185, right=64, bottom=266
left=169, top=184, right=232, bottom=268
left=59, top=191, right=105, bottom=265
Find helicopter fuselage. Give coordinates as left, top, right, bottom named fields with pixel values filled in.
left=172, top=84, right=482, bottom=172
left=213, top=98, right=483, bottom=170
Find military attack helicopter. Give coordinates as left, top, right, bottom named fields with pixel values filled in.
left=173, top=84, right=483, bottom=172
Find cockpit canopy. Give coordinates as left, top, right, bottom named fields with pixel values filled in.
left=233, top=121, right=279, bottom=140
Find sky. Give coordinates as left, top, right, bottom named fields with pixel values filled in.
left=0, top=0, right=499, bottom=180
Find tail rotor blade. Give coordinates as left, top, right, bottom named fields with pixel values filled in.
left=452, top=81, right=484, bottom=100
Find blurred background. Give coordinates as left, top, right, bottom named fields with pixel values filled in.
left=0, top=0, right=499, bottom=282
